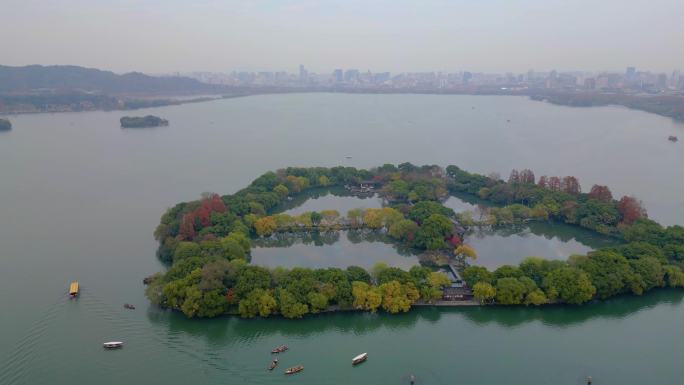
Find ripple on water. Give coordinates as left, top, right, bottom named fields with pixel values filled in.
left=0, top=294, right=66, bottom=385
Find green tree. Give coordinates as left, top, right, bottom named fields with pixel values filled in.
left=519, top=256, right=565, bottom=285
left=346, top=265, right=371, bottom=283
left=543, top=267, right=596, bottom=305
left=273, top=184, right=289, bottom=198
left=239, top=288, right=277, bottom=318
left=386, top=180, right=410, bottom=200
left=414, top=214, right=453, bottom=250
left=629, top=257, right=665, bottom=292
left=376, top=267, right=412, bottom=285
left=173, top=242, right=201, bottom=262
left=462, top=266, right=493, bottom=287
left=574, top=251, right=631, bottom=299
left=220, top=232, right=251, bottom=260
left=524, top=289, right=547, bottom=306
left=277, top=289, right=309, bottom=318
left=310, top=212, right=322, bottom=226
left=234, top=265, right=272, bottom=299
left=663, top=265, right=684, bottom=287
left=388, top=219, right=419, bottom=241
left=495, top=277, right=526, bottom=305
left=408, top=201, right=454, bottom=223
left=472, top=282, right=496, bottom=304
left=494, top=265, right=523, bottom=280
left=307, top=291, right=329, bottom=313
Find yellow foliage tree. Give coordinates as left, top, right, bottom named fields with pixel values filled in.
left=254, top=216, right=277, bottom=237
left=363, top=208, right=383, bottom=229
left=455, top=244, right=478, bottom=260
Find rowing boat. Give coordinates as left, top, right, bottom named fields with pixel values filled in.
left=352, top=352, right=368, bottom=365
left=284, top=365, right=303, bottom=375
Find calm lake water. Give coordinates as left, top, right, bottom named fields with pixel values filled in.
left=258, top=193, right=617, bottom=270
left=251, top=230, right=420, bottom=270
left=271, top=187, right=384, bottom=216
left=1, top=93, right=684, bottom=385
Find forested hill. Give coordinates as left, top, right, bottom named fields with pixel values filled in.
left=0, top=65, right=224, bottom=95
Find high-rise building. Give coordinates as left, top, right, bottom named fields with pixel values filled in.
left=333, top=69, right=343, bottom=83
left=374, top=72, right=391, bottom=83
left=299, top=64, right=308, bottom=83
left=584, top=77, right=596, bottom=90
left=672, top=70, right=681, bottom=89
left=658, top=73, right=668, bottom=89
left=344, top=69, right=359, bottom=82
left=626, top=66, right=636, bottom=80
left=462, top=71, right=472, bottom=84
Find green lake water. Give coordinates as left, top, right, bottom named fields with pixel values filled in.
left=1, top=93, right=683, bottom=384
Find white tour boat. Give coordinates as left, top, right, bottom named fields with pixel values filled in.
left=352, top=352, right=368, bottom=365
left=103, top=341, right=123, bottom=349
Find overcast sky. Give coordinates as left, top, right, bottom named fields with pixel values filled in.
left=2, top=0, right=682, bottom=74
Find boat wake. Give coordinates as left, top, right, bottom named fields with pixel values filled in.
left=0, top=287, right=253, bottom=384
left=0, top=294, right=66, bottom=385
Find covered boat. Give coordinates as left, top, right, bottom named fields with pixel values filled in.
left=284, top=365, right=304, bottom=375
left=69, top=281, right=79, bottom=297
left=268, top=358, right=278, bottom=371
left=123, top=303, right=135, bottom=310
left=271, top=345, right=288, bottom=353
left=103, top=341, right=123, bottom=349
left=352, top=352, right=368, bottom=365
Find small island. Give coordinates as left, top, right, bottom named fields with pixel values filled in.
left=120, top=115, right=169, bottom=128
left=146, top=163, right=684, bottom=319
left=0, top=118, right=12, bottom=131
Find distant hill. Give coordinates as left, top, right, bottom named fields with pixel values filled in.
left=0, top=65, right=225, bottom=95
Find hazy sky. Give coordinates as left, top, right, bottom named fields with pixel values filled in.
left=2, top=0, right=682, bottom=74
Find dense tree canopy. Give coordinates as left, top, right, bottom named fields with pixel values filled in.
left=149, top=163, right=684, bottom=318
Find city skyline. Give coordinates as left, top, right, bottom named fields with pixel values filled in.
left=171, top=64, right=683, bottom=93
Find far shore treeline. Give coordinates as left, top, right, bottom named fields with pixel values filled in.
left=147, top=163, right=684, bottom=318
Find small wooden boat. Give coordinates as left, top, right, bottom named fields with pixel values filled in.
left=103, top=341, right=123, bottom=349
left=268, top=358, right=278, bottom=371
left=284, top=365, right=303, bottom=375
left=352, top=352, right=368, bottom=365
left=123, top=303, right=135, bottom=310
left=271, top=345, right=288, bottom=354
left=410, top=374, right=416, bottom=384
left=69, top=281, right=79, bottom=297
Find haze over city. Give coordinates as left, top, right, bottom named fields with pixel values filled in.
left=2, top=0, right=683, bottom=74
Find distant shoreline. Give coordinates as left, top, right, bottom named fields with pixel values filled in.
left=2, top=89, right=683, bottom=122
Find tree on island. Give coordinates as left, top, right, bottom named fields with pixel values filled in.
left=120, top=115, right=168, bottom=128
left=146, top=163, right=684, bottom=319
